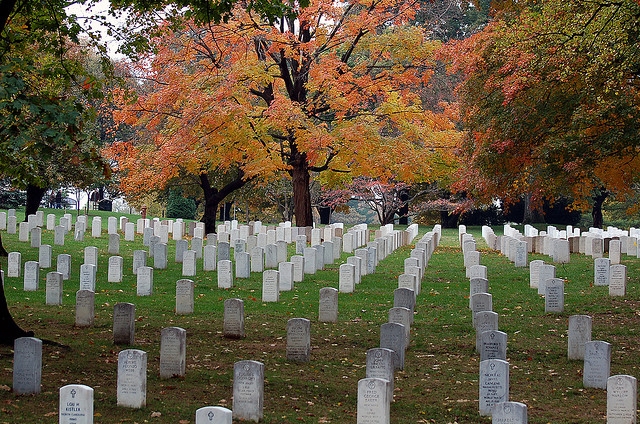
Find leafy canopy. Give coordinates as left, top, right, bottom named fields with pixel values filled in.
left=444, top=0, right=640, bottom=212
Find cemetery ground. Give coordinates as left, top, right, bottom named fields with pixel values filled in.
left=1, top=209, right=640, bottom=423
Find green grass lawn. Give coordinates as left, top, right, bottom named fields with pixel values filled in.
left=0, top=208, right=639, bottom=423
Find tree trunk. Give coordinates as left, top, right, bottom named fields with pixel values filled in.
left=398, top=189, right=409, bottom=225
left=202, top=191, right=219, bottom=234
left=592, top=189, right=608, bottom=229
left=0, top=273, right=33, bottom=346
left=200, top=171, right=250, bottom=234
left=0, top=233, right=7, bottom=256
left=522, top=192, right=544, bottom=224
left=318, top=207, right=331, bottom=225
left=440, top=210, right=459, bottom=228
left=25, top=184, right=47, bottom=218
left=290, top=154, right=313, bottom=227
left=219, top=202, right=233, bottom=222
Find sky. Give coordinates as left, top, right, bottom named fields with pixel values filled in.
left=65, top=0, right=126, bottom=58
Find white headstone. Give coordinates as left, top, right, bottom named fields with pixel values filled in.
left=75, top=290, right=95, bottom=327
left=609, top=264, right=627, bottom=296
left=59, top=384, right=94, bottom=424
left=380, top=322, right=405, bottom=371
left=471, top=292, right=493, bottom=327
left=607, top=375, right=637, bottom=424
left=232, top=360, right=264, bottom=422
left=262, top=269, right=279, bottom=302
left=291, top=255, right=304, bottom=283
left=113, top=302, right=135, bottom=345
left=132, top=250, right=147, bottom=275
left=223, top=298, right=245, bottom=339
left=475, top=310, right=499, bottom=354
left=278, top=261, right=294, bottom=291
left=195, top=406, right=233, bottom=424
left=365, top=348, right=395, bottom=401
left=38, top=244, right=52, bottom=268
left=57, top=253, right=71, bottom=280
left=583, top=340, right=611, bottom=389
left=175, top=279, right=194, bottom=315
left=609, top=239, right=622, bottom=265
left=7, top=251, right=21, bottom=278
left=318, top=287, right=338, bottom=323
left=250, top=246, right=264, bottom=273
left=160, top=327, right=187, bottom=379
left=286, top=318, right=311, bottom=362
left=217, top=260, right=233, bottom=289
left=45, top=271, right=63, bottom=305
left=339, top=263, right=356, bottom=293
left=544, top=278, right=564, bottom=313
left=108, top=234, right=120, bottom=255
left=537, top=264, right=556, bottom=295
left=568, top=315, right=592, bottom=360
left=108, top=256, right=124, bottom=283
left=117, top=349, right=147, bottom=408
left=480, top=330, right=507, bottom=361
left=594, top=257, right=610, bottom=286
left=23, top=260, right=40, bottom=291
left=79, top=264, right=96, bottom=292
left=357, top=378, right=390, bottom=424
left=491, top=401, right=527, bottom=424
left=479, top=359, right=509, bottom=416
left=203, top=245, right=217, bottom=271
left=182, top=250, right=197, bottom=277
left=13, top=337, right=42, bottom=395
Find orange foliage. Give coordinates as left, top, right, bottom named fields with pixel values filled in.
left=106, top=0, right=461, bottom=217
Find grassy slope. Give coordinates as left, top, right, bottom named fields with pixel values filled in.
left=0, top=209, right=639, bottom=423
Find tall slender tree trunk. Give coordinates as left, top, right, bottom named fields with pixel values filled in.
left=290, top=153, right=313, bottom=227
left=592, top=189, right=608, bottom=229
left=25, top=184, right=47, bottom=218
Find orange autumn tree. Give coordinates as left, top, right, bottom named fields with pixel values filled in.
left=443, top=0, right=640, bottom=226
left=108, top=0, right=460, bottom=228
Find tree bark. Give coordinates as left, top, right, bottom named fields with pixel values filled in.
left=290, top=153, right=313, bottom=227
left=522, top=192, right=544, bottom=224
left=199, top=171, right=250, bottom=234
left=0, top=233, right=7, bottom=257
left=318, top=207, right=331, bottom=225
left=592, top=189, right=608, bottom=229
left=0, top=273, right=33, bottom=346
left=25, top=184, right=47, bottom=218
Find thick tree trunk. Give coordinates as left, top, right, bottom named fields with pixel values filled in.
left=0, top=273, right=33, bottom=346
left=592, top=189, right=608, bottom=229
left=25, top=184, right=47, bottom=218
left=290, top=155, right=313, bottom=227
left=202, top=193, right=219, bottom=234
